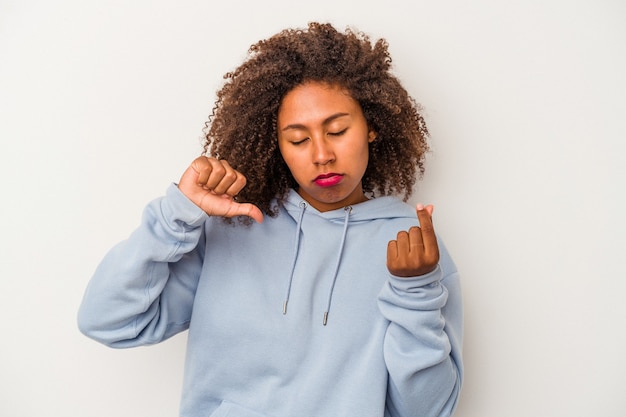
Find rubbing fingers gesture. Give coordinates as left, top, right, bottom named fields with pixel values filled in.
left=387, top=204, right=439, bottom=277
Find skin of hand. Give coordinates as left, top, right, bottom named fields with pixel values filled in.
left=178, top=156, right=264, bottom=223
left=387, top=204, right=440, bottom=277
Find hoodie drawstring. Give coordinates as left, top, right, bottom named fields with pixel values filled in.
left=283, top=201, right=307, bottom=316
left=282, top=202, right=352, bottom=326
left=323, top=206, right=352, bottom=325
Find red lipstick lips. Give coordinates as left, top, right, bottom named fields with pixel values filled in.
left=314, top=173, right=343, bottom=187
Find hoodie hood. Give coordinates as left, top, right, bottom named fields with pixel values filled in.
left=280, top=189, right=418, bottom=325
left=283, top=189, right=417, bottom=222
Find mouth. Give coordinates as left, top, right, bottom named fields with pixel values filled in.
left=314, top=173, right=343, bottom=187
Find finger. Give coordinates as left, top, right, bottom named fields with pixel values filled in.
left=395, top=230, right=410, bottom=255
left=179, top=157, right=209, bottom=196
left=245, top=203, right=265, bottom=224
left=198, top=158, right=240, bottom=194
left=191, top=156, right=213, bottom=186
left=408, top=226, right=424, bottom=253
left=209, top=160, right=240, bottom=195
left=222, top=164, right=248, bottom=197
left=203, top=158, right=230, bottom=191
left=226, top=202, right=264, bottom=224
left=387, top=240, right=399, bottom=263
left=415, top=203, right=439, bottom=260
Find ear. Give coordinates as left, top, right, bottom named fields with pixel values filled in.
left=368, top=130, right=377, bottom=143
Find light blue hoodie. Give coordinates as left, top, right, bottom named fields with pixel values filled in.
left=78, top=184, right=463, bottom=417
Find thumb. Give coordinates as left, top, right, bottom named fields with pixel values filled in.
left=227, top=201, right=264, bottom=224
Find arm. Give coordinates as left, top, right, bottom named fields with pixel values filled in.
left=380, top=205, right=463, bottom=417
left=77, top=184, right=209, bottom=348
left=77, top=156, right=263, bottom=348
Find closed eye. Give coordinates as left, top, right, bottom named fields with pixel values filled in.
left=291, top=137, right=309, bottom=145
left=328, top=128, right=348, bottom=136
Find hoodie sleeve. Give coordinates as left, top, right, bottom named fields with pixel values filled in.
left=377, top=240, right=463, bottom=417
left=77, top=184, right=208, bottom=348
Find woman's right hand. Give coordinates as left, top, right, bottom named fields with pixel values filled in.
left=178, top=156, right=264, bottom=223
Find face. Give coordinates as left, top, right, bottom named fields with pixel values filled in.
left=277, top=82, right=376, bottom=212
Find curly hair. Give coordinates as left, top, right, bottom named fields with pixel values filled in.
left=203, top=22, right=430, bottom=217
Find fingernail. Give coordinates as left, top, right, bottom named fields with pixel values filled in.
left=416, top=203, right=424, bottom=211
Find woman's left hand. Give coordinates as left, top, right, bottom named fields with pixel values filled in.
left=387, top=204, right=440, bottom=277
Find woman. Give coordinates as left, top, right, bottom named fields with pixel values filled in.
left=78, top=22, right=463, bottom=417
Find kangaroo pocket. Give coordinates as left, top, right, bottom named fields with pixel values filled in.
left=209, top=401, right=272, bottom=417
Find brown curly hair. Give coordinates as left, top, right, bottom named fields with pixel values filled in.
left=203, top=22, right=430, bottom=217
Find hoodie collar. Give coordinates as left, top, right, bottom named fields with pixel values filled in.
left=283, top=188, right=415, bottom=222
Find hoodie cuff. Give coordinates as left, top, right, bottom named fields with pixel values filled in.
left=380, top=265, right=447, bottom=313
left=388, top=265, right=442, bottom=292
left=163, top=183, right=208, bottom=228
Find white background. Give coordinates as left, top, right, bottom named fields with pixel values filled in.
left=1, top=0, right=624, bottom=416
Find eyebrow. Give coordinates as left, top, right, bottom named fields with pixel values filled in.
left=280, top=112, right=350, bottom=132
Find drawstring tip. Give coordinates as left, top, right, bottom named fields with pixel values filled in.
left=323, top=312, right=328, bottom=326
left=283, top=301, right=288, bottom=315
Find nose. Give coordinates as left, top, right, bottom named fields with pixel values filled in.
left=312, top=138, right=335, bottom=165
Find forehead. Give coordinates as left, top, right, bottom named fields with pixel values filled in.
left=277, top=82, right=360, bottom=126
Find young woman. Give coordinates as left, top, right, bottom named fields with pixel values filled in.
left=78, top=22, right=463, bottom=417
